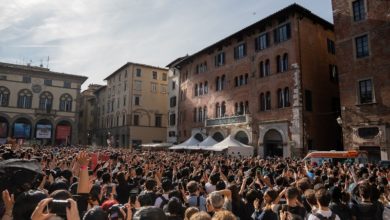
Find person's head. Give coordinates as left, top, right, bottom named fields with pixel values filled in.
left=304, top=189, right=317, bottom=207
left=209, top=192, right=224, bottom=210
left=133, top=206, right=168, bottom=220
left=209, top=173, right=220, bottom=185
left=83, top=206, right=109, bottom=220
left=329, top=186, right=342, bottom=204
left=161, top=179, right=172, bottom=193
left=297, top=178, right=311, bottom=193
left=49, top=189, right=72, bottom=200
left=187, top=181, right=199, bottom=194
left=315, top=188, right=331, bottom=208
left=215, top=180, right=226, bottom=191
left=102, top=173, right=111, bottom=183
left=359, top=183, right=371, bottom=200
left=189, top=211, right=211, bottom=220
left=165, top=197, right=184, bottom=216
left=184, top=207, right=199, bottom=220
left=12, top=190, right=47, bottom=220
left=211, top=210, right=236, bottom=220
left=145, top=178, right=157, bottom=191
left=245, top=189, right=259, bottom=204
left=116, top=172, right=126, bottom=184
left=286, top=187, right=300, bottom=201
left=264, top=189, right=278, bottom=204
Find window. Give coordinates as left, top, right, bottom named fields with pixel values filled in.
left=169, top=114, right=176, bottom=126
left=274, top=23, right=291, bottom=43
left=0, top=87, right=10, bottom=107
left=151, top=83, right=157, bottom=93
left=215, top=52, right=225, bottom=66
left=123, top=96, right=126, bottom=106
left=329, top=64, right=339, bottom=82
left=352, top=0, right=365, bottom=21
left=277, top=89, right=283, bottom=108
left=155, top=114, right=162, bottom=127
left=59, top=93, right=73, bottom=112
left=133, top=115, right=139, bottom=126
left=122, top=114, right=126, bottom=126
left=260, top=93, right=265, bottom=111
left=259, top=60, right=271, bottom=77
left=171, top=81, right=176, bottom=90
left=39, top=91, right=53, bottom=111
left=194, top=84, right=198, bottom=96
left=282, top=53, right=288, bottom=72
left=234, top=43, right=246, bottom=59
left=134, top=96, right=140, bottom=106
left=221, top=102, right=226, bottom=117
left=23, top=76, right=31, bottom=83
left=135, top=81, right=142, bottom=91
left=125, top=69, right=128, bottom=78
left=17, top=89, right=32, bottom=109
left=44, top=79, right=52, bottom=86
left=162, top=73, right=167, bottom=81
left=355, top=35, right=369, bottom=58
left=63, top=81, right=71, bottom=88
left=255, top=33, right=269, bottom=51
left=277, top=88, right=290, bottom=108
left=215, top=103, right=220, bottom=118
left=221, top=75, right=225, bottom=90
left=359, top=79, right=373, bottom=104
left=0, top=75, right=6, bottom=80
left=204, top=81, right=208, bottom=94
left=124, top=83, right=127, bottom=91
left=199, top=83, right=203, bottom=96
left=276, top=55, right=281, bottom=73
left=265, top=91, right=271, bottom=110
left=284, top=87, right=290, bottom=107
left=161, top=85, right=167, bottom=93
left=169, top=131, right=176, bottom=137
left=117, top=98, right=120, bottom=108
left=244, top=74, right=248, bottom=85
left=136, top=68, right=142, bottom=77
left=198, top=107, right=202, bottom=122
left=235, top=77, right=238, bottom=87
left=327, top=39, right=335, bottom=54
left=203, top=106, right=207, bottom=120
left=305, top=90, right=313, bottom=111
left=152, top=71, right=157, bottom=80
left=170, top=96, right=177, bottom=107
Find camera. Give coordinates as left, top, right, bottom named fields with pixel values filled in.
left=48, top=200, right=70, bottom=218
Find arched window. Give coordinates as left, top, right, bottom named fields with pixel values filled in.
left=39, top=91, right=53, bottom=111
left=235, top=77, right=238, bottom=87
left=239, top=102, right=244, bottom=115
left=122, top=114, right=126, bottom=126
left=193, top=108, right=197, bottom=122
left=194, top=84, right=198, bottom=96
left=235, top=103, right=239, bottom=115
left=277, top=89, right=283, bottom=108
left=221, top=102, right=226, bottom=117
left=221, top=75, right=225, bottom=90
left=216, top=77, right=220, bottom=91
left=244, top=74, right=248, bottom=85
left=199, top=83, right=203, bottom=96
left=245, top=101, right=249, bottom=114
left=216, top=103, right=222, bottom=118
left=204, top=81, right=208, bottom=94
left=0, top=86, right=10, bottom=107
left=265, top=59, right=270, bottom=76
left=284, top=87, right=290, bottom=107
left=203, top=106, right=207, bottom=120
left=17, top=89, right=32, bottom=109
left=282, top=53, right=288, bottom=72
left=239, top=75, right=243, bottom=86
left=200, top=107, right=204, bottom=122
left=59, top=94, right=73, bottom=112
left=259, top=61, right=264, bottom=77
left=266, top=91, right=271, bottom=110
left=260, top=93, right=265, bottom=111
left=276, top=55, right=281, bottom=73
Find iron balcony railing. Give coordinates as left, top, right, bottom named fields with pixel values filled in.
left=205, top=114, right=248, bottom=127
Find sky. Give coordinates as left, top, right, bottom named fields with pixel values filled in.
left=0, top=0, right=333, bottom=90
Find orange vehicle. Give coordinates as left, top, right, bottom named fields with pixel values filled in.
left=303, top=150, right=368, bottom=165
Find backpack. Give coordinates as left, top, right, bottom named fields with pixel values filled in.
left=159, top=195, right=169, bottom=209
left=313, top=212, right=336, bottom=220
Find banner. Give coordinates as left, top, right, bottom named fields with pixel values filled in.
left=56, top=125, right=71, bottom=139
left=14, top=123, right=31, bottom=138
left=0, top=122, right=7, bottom=138
left=36, top=124, right=52, bottom=139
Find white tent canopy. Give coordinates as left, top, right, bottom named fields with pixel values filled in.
left=198, top=136, right=218, bottom=150
left=206, top=135, right=254, bottom=157
left=141, top=143, right=173, bottom=149
left=169, top=136, right=201, bottom=150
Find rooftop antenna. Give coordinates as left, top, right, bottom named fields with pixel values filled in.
left=46, top=56, right=50, bottom=68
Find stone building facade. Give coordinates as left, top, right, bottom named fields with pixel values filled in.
left=171, top=4, right=341, bottom=157
left=93, top=62, right=168, bottom=147
left=332, top=0, right=390, bottom=161
left=0, top=62, right=87, bottom=145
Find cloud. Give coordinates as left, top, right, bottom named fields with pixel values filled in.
left=0, top=0, right=333, bottom=89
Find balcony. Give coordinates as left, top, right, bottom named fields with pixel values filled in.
left=205, top=114, right=248, bottom=127
left=34, top=108, right=57, bottom=117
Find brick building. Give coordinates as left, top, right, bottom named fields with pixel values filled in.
left=332, top=0, right=390, bottom=161
left=170, top=4, right=341, bottom=157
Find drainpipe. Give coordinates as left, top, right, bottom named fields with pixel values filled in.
left=297, top=14, right=305, bottom=156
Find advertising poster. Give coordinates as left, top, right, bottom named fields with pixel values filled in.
left=0, top=122, right=7, bottom=138
left=14, top=123, right=31, bottom=138
left=36, top=124, right=52, bottom=139
left=56, top=125, right=71, bottom=139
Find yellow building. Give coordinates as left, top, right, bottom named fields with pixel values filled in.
left=0, top=62, right=87, bottom=145
left=94, top=62, right=168, bottom=147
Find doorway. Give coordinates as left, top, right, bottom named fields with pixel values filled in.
left=263, top=129, right=283, bottom=157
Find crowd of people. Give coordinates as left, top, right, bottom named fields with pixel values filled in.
left=0, top=145, right=389, bottom=220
